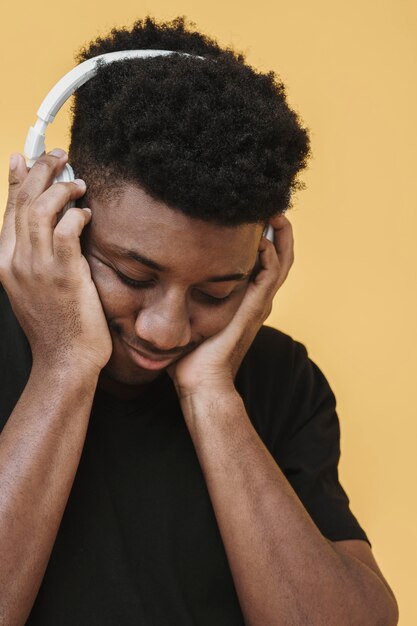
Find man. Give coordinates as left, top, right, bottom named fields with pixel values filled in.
left=0, top=16, right=398, bottom=626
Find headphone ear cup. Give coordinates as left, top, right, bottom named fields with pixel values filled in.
left=263, top=224, right=274, bottom=243
left=53, top=163, right=76, bottom=220
left=53, top=162, right=75, bottom=183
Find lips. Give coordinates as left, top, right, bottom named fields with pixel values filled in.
left=122, top=341, right=180, bottom=371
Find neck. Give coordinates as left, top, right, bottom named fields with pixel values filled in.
left=97, top=369, right=150, bottom=401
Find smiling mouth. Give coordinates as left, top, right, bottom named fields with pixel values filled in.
left=121, top=340, right=183, bottom=371
left=129, top=344, right=179, bottom=361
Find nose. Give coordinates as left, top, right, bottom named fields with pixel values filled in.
left=134, top=291, right=192, bottom=352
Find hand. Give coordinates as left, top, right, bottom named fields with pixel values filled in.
left=169, top=214, right=294, bottom=399
left=0, top=150, right=113, bottom=374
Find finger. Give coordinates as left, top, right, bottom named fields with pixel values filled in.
left=269, top=214, right=294, bottom=288
left=255, top=237, right=281, bottom=293
left=53, top=207, right=92, bottom=268
left=0, top=154, right=29, bottom=259
left=14, top=149, right=69, bottom=246
left=211, top=216, right=294, bottom=368
left=27, top=179, right=87, bottom=263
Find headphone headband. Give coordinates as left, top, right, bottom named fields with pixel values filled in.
left=23, top=50, right=275, bottom=243
left=25, top=49, right=203, bottom=163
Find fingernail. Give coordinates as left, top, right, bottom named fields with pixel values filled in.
left=49, top=148, right=66, bottom=157
left=10, top=153, right=19, bottom=171
left=82, top=207, right=91, bottom=214
left=74, top=179, right=86, bottom=187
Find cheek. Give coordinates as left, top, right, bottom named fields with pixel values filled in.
left=191, top=291, right=246, bottom=338
left=192, top=307, right=229, bottom=337
left=86, top=258, right=141, bottom=317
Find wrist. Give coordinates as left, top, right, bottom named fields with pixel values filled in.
left=179, top=384, right=244, bottom=426
left=173, top=371, right=236, bottom=401
left=31, top=356, right=101, bottom=390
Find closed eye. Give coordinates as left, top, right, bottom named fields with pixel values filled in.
left=197, top=292, right=232, bottom=306
left=115, top=270, right=154, bottom=289
left=116, top=269, right=234, bottom=305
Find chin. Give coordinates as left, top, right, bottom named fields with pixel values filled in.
left=103, top=357, right=164, bottom=386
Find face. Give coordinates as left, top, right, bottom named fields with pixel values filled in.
left=80, top=184, right=263, bottom=398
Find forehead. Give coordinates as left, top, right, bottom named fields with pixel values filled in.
left=88, top=184, right=263, bottom=269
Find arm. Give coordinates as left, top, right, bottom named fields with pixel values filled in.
left=180, top=388, right=399, bottom=626
left=0, top=362, right=98, bottom=625
left=0, top=151, right=112, bottom=624
left=170, top=215, right=398, bottom=626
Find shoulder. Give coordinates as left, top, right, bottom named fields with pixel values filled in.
left=0, top=280, right=28, bottom=349
left=0, top=281, right=32, bottom=429
left=236, top=325, right=339, bottom=445
left=0, top=280, right=14, bottom=321
left=237, top=325, right=313, bottom=398
left=243, top=325, right=308, bottom=367
left=241, top=325, right=334, bottom=398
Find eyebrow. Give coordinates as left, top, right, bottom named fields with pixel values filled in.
left=106, top=243, right=251, bottom=282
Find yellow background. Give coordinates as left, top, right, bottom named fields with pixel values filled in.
left=1, top=0, right=415, bottom=622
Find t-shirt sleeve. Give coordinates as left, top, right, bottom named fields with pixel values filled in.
left=273, top=340, right=371, bottom=546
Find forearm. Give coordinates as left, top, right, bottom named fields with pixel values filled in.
left=0, top=359, right=98, bottom=625
left=182, top=390, right=397, bottom=626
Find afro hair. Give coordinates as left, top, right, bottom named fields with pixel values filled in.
left=68, top=16, right=310, bottom=225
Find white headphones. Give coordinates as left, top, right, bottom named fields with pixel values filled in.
left=24, top=50, right=203, bottom=210
left=24, top=49, right=274, bottom=242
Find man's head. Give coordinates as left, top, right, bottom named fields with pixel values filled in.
left=69, top=17, right=310, bottom=395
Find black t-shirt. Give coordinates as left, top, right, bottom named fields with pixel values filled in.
left=0, top=284, right=370, bottom=625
